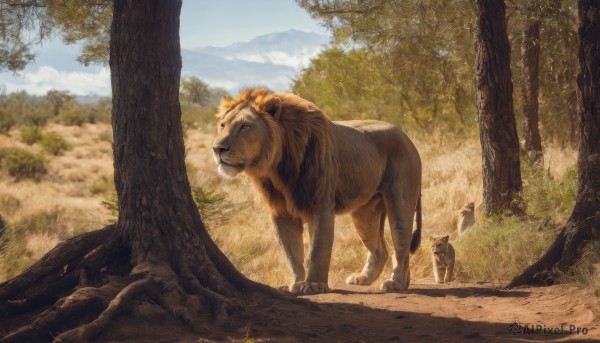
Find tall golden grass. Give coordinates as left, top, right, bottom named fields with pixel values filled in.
left=0, top=122, right=589, bottom=290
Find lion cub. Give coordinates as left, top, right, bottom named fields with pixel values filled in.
left=430, top=235, right=455, bottom=283
left=457, top=202, right=475, bottom=235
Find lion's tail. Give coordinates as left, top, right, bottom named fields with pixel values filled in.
left=410, top=193, right=422, bottom=254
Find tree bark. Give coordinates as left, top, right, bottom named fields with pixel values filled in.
left=521, top=16, right=543, bottom=165
left=508, top=0, right=600, bottom=288
left=0, top=1, right=283, bottom=341
left=474, top=0, right=524, bottom=216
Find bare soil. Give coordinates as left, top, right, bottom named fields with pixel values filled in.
left=89, top=280, right=599, bottom=343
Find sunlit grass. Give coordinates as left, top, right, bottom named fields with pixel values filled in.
left=1, top=122, right=597, bottom=297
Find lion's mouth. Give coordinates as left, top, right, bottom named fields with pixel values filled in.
left=219, top=159, right=244, bottom=169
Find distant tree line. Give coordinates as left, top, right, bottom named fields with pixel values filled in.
left=295, top=0, right=578, bottom=148
left=0, top=78, right=227, bottom=134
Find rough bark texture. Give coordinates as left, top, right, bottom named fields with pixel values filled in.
left=474, top=0, right=523, bottom=216
left=521, top=16, right=543, bottom=165
left=508, top=0, right=600, bottom=288
left=0, top=1, right=283, bottom=341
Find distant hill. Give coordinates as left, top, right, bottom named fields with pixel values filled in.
left=0, top=29, right=330, bottom=96
left=183, top=29, right=329, bottom=92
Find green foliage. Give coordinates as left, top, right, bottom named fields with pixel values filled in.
left=59, top=106, right=92, bottom=126
left=191, top=187, right=242, bottom=227
left=181, top=76, right=211, bottom=107
left=46, top=89, right=74, bottom=117
left=0, top=148, right=47, bottom=181
left=19, top=126, right=43, bottom=145
left=455, top=162, right=578, bottom=282
left=40, top=132, right=71, bottom=155
left=100, top=193, right=119, bottom=224
left=182, top=105, right=219, bottom=130
left=297, top=0, right=579, bottom=143
left=570, top=241, right=600, bottom=294
left=0, top=91, right=50, bottom=127
left=0, top=108, right=16, bottom=134
left=179, top=80, right=228, bottom=129
left=455, top=215, right=558, bottom=281
left=0, top=225, right=31, bottom=280
left=0, top=192, right=22, bottom=216
left=293, top=47, right=476, bottom=135
left=522, top=163, right=578, bottom=221
left=102, top=187, right=241, bottom=227
left=90, top=174, right=115, bottom=195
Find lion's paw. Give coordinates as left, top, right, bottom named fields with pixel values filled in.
left=290, top=281, right=330, bottom=295
left=380, top=279, right=408, bottom=292
left=345, top=273, right=372, bottom=286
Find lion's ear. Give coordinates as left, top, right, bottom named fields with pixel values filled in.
left=260, top=96, right=282, bottom=120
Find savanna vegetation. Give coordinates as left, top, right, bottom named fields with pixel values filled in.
left=0, top=0, right=596, bottom=295
left=0, top=0, right=598, bottom=341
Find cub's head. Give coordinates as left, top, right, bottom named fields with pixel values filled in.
left=429, top=235, right=450, bottom=255
left=212, top=88, right=283, bottom=177
left=461, top=202, right=475, bottom=215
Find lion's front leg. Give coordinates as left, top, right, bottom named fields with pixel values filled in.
left=273, top=214, right=305, bottom=288
left=291, top=206, right=334, bottom=295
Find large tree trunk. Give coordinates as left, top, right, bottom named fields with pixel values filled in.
left=0, top=1, right=279, bottom=341
left=508, top=0, right=600, bottom=288
left=474, top=0, right=524, bottom=216
left=521, top=15, right=543, bottom=165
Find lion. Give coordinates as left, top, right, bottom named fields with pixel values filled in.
left=212, top=88, right=422, bottom=294
left=457, top=202, right=475, bottom=235
left=430, top=235, right=455, bottom=283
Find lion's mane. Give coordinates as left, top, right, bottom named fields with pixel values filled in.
left=217, top=88, right=336, bottom=219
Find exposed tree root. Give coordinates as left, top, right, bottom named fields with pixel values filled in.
left=508, top=214, right=599, bottom=288
left=0, top=225, right=316, bottom=343
left=0, top=225, right=115, bottom=301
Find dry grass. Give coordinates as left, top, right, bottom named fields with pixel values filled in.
left=0, top=123, right=587, bottom=290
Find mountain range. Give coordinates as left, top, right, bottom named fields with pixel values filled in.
left=182, top=29, right=329, bottom=92
left=0, top=29, right=330, bottom=96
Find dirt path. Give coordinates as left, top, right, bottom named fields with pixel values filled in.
left=92, top=279, right=600, bottom=342
left=208, top=280, right=598, bottom=343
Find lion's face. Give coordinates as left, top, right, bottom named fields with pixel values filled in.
left=212, top=107, right=272, bottom=177
left=430, top=236, right=449, bottom=256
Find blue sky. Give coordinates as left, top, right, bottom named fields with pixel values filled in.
left=0, top=1, right=329, bottom=95
left=180, top=1, right=327, bottom=48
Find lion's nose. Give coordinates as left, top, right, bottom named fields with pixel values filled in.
left=212, top=144, right=230, bottom=155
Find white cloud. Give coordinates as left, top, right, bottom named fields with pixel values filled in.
left=4, top=66, right=110, bottom=96
left=225, top=48, right=322, bottom=69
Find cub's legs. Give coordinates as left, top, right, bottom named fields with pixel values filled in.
left=433, top=261, right=446, bottom=283
left=273, top=214, right=305, bottom=287
left=444, top=263, right=454, bottom=283
left=346, top=195, right=388, bottom=286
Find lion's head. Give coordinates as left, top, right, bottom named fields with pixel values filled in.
left=211, top=88, right=282, bottom=177
left=212, top=88, right=333, bottom=216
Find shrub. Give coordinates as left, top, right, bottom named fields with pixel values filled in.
left=191, top=187, right=240, bottom=227
left=90, top=174, right=115, bottom=195
left=40, top=132, right=71, bottom=155
left=19, top=126, right=44, bottom=145
left=22, top=108, right=51, bottom=126
left=0, top=192, right=22, bottom=216
left=101, top=186, right=242, bottom=227
left=0, top=109, right=17, bottom=134
left=0, top=148, right=47, bottom=181
left=60, top=107, right=91, bottom=126
left=100, top=193, right=119, bottom=224
left=522, top=163, right=578, bottom=222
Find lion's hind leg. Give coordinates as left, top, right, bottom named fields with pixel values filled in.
left=346, top=195, right=388, bottom=286
left=380, top=184, right=419, bottom=292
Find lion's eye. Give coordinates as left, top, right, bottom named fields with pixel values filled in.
left=240, top=124, right=250, bottom=131
left=219, top=122, right=225, bottom=129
